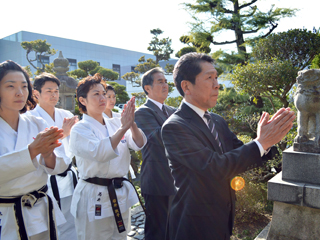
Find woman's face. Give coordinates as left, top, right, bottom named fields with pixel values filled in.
left=80, top=83, right=107, bottom=115
left=0, top=71, right=28, bottom=113
left=106, top=89, right=116, bottom=110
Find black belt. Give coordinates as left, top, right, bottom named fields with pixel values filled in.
left=84, top=177, right=147, bottom=233
left=0, top=185, right=57, bottom=240
left=50, top=163, right=78, bottom=209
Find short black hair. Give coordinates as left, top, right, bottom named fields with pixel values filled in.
left=33, top=72, right=60, bottom=93
left=106, top=84, right=115, bottom=93
left=173, top=52, right=214, bottom=97
left=0, top=60, right=36, bottom=113
left=76, top=73, right=106, bottom=113
left=141, top=67, right=165, bottom=95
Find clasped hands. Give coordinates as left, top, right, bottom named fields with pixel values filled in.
left=28, top=126, right=64, bottom=161
left=120, top=97, right=137, bottom=131
left=62, top=116, right=79, bottom=139
left=256, top=108, right=296, bottom=151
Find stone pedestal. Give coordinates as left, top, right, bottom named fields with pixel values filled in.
left=282, top=148, right=320, bottom=184
left=259, top=147, right=320, bottom=240
left=267, top=201, right=320, bottom=240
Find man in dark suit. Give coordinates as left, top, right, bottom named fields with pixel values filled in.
left=161, top=53, right=296, bottom=240
left=135, top=67, right=176, bottom=240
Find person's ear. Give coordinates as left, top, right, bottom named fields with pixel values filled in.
left=33, top=90, right=40, bottom=99
left=79, top=96, right=87, bottom=107
left=181, top=80, right=191, bottom=96
left=144, top=85, right=151, bottom=95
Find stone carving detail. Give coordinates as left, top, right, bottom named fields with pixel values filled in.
left=294, top=69, right=320, bottom=153
left=53, top=51, right=69, bottom=76
left=53, top=51, right=77, bottom=112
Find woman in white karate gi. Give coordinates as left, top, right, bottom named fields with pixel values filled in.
left=69, top=73, right=146, bottom=240
left=0, top=60, right=69, bottom=240
left=103, top=84, right=121, bottom=119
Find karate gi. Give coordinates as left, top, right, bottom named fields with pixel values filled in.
left=69, top=114, right=146, bottom=240
left=27, top=105, right=78, bottom=240
left=103, top=111, right=135, bottom=179
left=0, top=114, right=69, bottom=240
left=103, top=111, right=121, bottom=119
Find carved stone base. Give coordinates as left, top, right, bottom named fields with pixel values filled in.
left=266, top=201, right=320, bottom=240
left=293, top=142, right=320, bottom=153
left=266, top=173, right=320, bottom=240
left=282, top=147, right=320, bottom=185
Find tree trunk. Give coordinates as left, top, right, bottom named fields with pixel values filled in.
left=233, top=1, right=248, bottom=62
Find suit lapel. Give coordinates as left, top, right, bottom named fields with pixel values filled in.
left=165, top=105, right=175, bottom=117
left=145, top=99, right=167, bottom=123
left=180, top=103, right=223, bottom=155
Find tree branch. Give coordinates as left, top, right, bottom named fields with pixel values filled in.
left=208, top=1, right=233, bottom=14
left=259, top=21, right=278, bottom=39
left=212, top=39, right=237, bottom=45
left=26, top=52, right=38, bottom=70
left=239, top=0, right=258, bottom=10
left=240, top=6, right=257, bottom=18
left=243, top=28, right=260, bottom=34
left=220, top=7, right=234, bottom=14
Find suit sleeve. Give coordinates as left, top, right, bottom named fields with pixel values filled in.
left=135, top=107, right=163, bottom=147
left=161, top=119, right=263, bottom=180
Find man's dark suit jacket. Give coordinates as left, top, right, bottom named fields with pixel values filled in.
left=135, top=99, right=176, bottom=196
left=161, top=102, right=275, bottom=240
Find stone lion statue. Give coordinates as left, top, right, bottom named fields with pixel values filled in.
left=294, top=69, right=320, bottom=153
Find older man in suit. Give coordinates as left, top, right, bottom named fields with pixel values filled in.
left=135, top=67, right=176, bottom=240
left=161, top=53, right=296, bottom=240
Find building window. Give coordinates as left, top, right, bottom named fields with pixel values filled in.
left=113, top=64, right=121, bottom=80
left=67, top=58, right=77, bottom=71
left=37, top=55, right=49, bottom=69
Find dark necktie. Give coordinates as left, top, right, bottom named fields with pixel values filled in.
left=162, top=105, right=169, bottom=118
left=204, top=112, right=223, bottom=153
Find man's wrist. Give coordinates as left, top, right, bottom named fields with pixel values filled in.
left=253, top=139, right=265, bottom=157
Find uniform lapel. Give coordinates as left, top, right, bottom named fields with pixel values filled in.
left=36, top=105, right=55, bottom=127
left=15, top=115, right=30, bottom=151
left=54, top=108, right=64, bottom=128
left=180, top=103, right=223, bottom=155
left=82, top=114, right=105, bottom=139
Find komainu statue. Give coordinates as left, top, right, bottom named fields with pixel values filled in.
left=294, top=69, right=320, bottom=153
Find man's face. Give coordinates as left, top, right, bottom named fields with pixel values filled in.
left=145, top=72, right=169, bottom=104
left=187, top=61, right=219, bottom=111
left=34, top=81, right=59, bottom=108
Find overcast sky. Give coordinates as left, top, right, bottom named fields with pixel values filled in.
left=1, top=0, right=317, bottom=57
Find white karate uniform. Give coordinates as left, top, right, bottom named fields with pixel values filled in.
left=103, top=111, right=136, bottom=231
left=103, top=111, right=136, bottom=179
left=103, top=111, right=121, bottom=119
left=0, top=114, right=68, bottom=240
left=26, top=105, right=78, bottom=240
left=69, top=114, right=147, bottom=240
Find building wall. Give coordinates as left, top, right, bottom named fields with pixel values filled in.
left=0, top=31, right=157, bottom=88
left=0, top=31, right=184, bottom=102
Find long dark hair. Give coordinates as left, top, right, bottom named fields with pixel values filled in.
left=0, top=60, right=37, bottom=113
